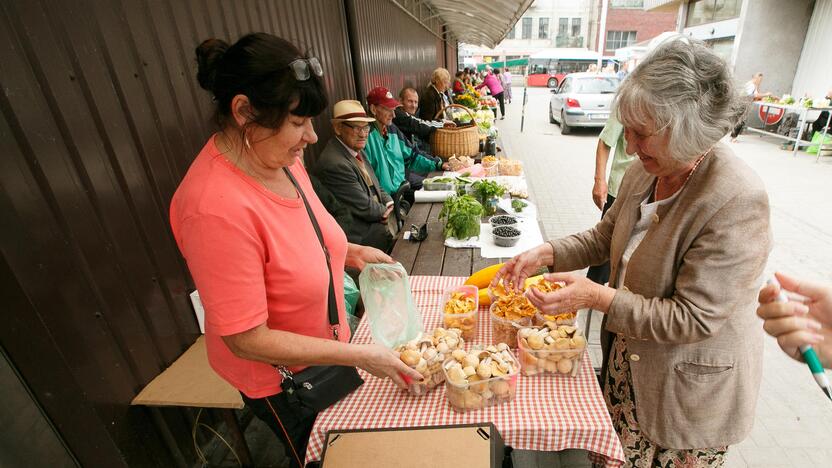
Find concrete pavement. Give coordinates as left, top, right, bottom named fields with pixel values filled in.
left=501, top=86, right=832, bottom=468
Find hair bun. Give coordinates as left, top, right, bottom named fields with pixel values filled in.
left=195, top=38, right=230, bottom=92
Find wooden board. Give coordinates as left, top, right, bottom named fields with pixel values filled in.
left=131, top=336, right=243, bottom=409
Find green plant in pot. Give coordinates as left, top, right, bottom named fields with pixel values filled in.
left=471, top=180, right=505, bottom=216
left=439, top=195, right=484, bottom=239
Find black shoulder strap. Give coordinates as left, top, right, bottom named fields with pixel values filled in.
left=283, top=167, right=340, bottom=340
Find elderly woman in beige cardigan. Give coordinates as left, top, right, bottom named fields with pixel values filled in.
left=495, top=37, right=771, bottom=467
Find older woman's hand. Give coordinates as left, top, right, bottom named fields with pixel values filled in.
left=346, top=243, right=394, bottom=271
left=526, top=272, right=616, bottom=315
left=757, top=272, right=831, bottom=368
left=491, top=243, right=554, bottom=292
left=355, top=344, right=423, bottom=389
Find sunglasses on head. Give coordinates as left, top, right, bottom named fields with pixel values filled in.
left=289, top=57, right=323, bottom=81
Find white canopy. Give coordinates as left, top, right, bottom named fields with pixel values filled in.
left=424, top=0, right=534, bottom=48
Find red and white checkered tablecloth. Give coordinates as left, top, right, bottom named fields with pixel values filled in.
left=305, top=276, right=625, bottom=466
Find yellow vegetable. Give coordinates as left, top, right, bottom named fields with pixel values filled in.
left=464, top=263, right=505, bottom=288
left=478, top=288, right=492, bottom=306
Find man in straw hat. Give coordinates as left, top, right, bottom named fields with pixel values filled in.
left=313, top=100, right=394, bottom=253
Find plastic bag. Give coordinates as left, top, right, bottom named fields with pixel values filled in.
left=807, top=131, right=832, bottom=154
left=343, top=273, right=361, bottom=335
left=359, top=263, right=423, bottom=348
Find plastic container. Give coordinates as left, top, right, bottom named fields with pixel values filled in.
left=396, top=328, right=465, bottom=396
left=489, top=303, right=532, bottom=347
left=498, top=159, right=523, bottom=176
left=441, top=285, right=479, bottom=341
left=492, top=225, right=521, bottom=247
left=482, top=158, right=499, bottom=177
left=516, top=326, right=587, bottom=377
left=423, top=178, right=456, bottom=191
left=489, top=215, right=518, bottom=229
left=407, top=359, right=446, bottom=396
left=442, top=352, right=520, bottom=413
left=533, top=310, right=578, bottom=327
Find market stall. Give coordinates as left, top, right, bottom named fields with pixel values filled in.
left=746, top=96, right=832, bottom=160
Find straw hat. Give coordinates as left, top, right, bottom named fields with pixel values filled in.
left=331, top=100, right=375, bottom=123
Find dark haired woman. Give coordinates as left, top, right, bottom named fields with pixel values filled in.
left=170, top=33, right=421, bottom=467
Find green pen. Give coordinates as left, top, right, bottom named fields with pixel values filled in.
left=767, top=278, right=832, bottom=401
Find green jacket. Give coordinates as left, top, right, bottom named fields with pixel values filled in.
left=364, top=123, right=442, bottom=195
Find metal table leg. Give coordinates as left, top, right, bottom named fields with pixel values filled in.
left=794, top=106, right=808, bottom=157
left=817, top=110, right=832, bottom=163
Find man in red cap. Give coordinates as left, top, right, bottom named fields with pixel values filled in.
left=363, top=86, right=449, bottom=202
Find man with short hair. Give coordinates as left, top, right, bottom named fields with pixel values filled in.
left=314, top=100, right=394, bottom=252
left=364, top=87, right=449, bottom=201
left=393, top=87, right=445, bottom=151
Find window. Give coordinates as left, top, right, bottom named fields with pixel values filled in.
left=522, top=17, right=532, bottom=39
left=571, top=18, right=581, bottom=37
left=558, top=18, right=568, bottom=36
left=611, top=0, right=644, bottom=7
left=605, top=31, right=637, bottom=51
left=686, top=0, right=741, bottom=27
left=539, top=18, right=549, bottom=39
left=507, top=25, right=516, bottom=40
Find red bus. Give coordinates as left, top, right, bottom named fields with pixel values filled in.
left=526, top=49, right=617, bottom=88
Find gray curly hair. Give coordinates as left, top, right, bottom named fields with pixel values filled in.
left=614, top=36, right=745, bottom=163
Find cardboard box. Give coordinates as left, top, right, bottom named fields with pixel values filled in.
left=320, top=423, right=505, bottom=468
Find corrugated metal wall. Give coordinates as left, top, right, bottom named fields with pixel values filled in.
left=347, top=0, right=444, bottom=101
left=1, top=0, right=458, bottom=466
left=791, top=0, right=831, bottom=98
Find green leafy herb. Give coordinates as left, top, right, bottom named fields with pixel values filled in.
left=471, top=180, right=506, bottom=204
left=511, top=199, right=528, bottom=213
left=439, top=195, right=484, bottom=239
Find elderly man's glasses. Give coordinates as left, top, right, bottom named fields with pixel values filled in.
left=289, top=57, right=323, bottom=81
left=343, top=123, right=371, bottom=135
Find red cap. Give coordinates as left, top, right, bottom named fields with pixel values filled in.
left=366, top=87, right=400, bottom=109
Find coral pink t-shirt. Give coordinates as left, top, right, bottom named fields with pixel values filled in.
left=170, top=137, right=350, bottom=398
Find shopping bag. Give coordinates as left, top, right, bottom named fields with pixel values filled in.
left=807, top=131, right=832, bottom=154
left=358, top=263, right=423, bottom=348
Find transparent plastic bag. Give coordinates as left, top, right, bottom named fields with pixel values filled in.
left=359, top=263, right=423, bottom=348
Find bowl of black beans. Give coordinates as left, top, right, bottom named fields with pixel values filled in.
left=492, top=225, right=521, bottom=247
left=489, top=215, right=518, bottom=229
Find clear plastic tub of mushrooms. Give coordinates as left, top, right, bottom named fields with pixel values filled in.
left=516, top=323, right=587, bottom=377
left=395, top=328, right=465, bottom=396
left=442, top=343, right=519, bottom=412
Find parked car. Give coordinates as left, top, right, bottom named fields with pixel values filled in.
left=549, top=73, right=620, bottom=134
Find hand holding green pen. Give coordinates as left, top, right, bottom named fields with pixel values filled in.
left=757, top=273, right=832, bottom=400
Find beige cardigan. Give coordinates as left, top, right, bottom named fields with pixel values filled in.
left=550, top=142, right=771, bottom=449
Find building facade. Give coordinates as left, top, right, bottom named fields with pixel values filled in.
left=595, top=0, right=677, bottom=56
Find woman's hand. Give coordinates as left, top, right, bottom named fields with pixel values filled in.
left=491, top=243, right=554, bottom=292
left=346, top=243, right=394, bottom=271
left=354, top=344, right=423, bottom=389
left=757, top=272, right=832, bottom=368
left=525, top=272, right=615, bottom=315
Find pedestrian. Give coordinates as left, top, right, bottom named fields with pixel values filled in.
left=476, top=68, right=505, bottom=119
left=493, top=37, right=770, bottom=466
left=177, top=33, right=421, bottom=468
left=586, top=110, right=636, bottom=288
left=731, top=72, right=772, bottom=142
left=757, top=272, right=832, bottom=370
left=502, top=68, right=513, bottom=103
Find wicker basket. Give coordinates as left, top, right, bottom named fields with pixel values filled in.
left=430, top=104, right=480, bottom=159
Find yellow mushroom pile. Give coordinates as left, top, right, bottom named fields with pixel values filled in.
left=395, top=327, right=464, bottom=395
left=443, top=344, right=518, bottom=412
left=517, top=323, right=587, bottom=377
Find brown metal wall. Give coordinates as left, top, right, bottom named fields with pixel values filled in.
left=0, top=0, right=355, bottom=465
left=1, top=0, right=457, bottom=465
left=346, top=0, right=445, bottom=101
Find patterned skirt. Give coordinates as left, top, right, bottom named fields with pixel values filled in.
left=602, top=335, right=728, bottom=468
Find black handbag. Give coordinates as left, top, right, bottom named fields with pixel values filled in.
left=276, top=167, right=364, bottom=413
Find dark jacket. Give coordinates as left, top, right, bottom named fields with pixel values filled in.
left=393, top=107, right=442, bottom=147
left=308, top=173, right=353, bottom=235
left=313, top=138, right=393, bottom=244
left=418, top=85, right=450, bottom=122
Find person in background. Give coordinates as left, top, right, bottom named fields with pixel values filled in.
left=731, top=72, right=772, bottom=142
left=452, top=71, right=465, bottom=95
left=501, top=68, right=513, bottom=104
left=476, top=68, right=505, bottom=119
left=314, top=100, right=394, bottom=253
left=419, top=67, right=452, bottom=122
left=175, top=33, right=421, bottom=468
left=616, top=61, right=629, bottom=81
left=462, top=67, right=473, bottom=87
left=811, top=87, right=832, bottom=135
left=493, top=37, right=770, bottom=466
left=309, top=173, right=352, bottom=236
left=757, top=272, right=832, bottom=369
left=587, top=63, right=598, bottom=73
left=364, top=87, right=448, bottom=202
left=586, top=110, right=636, bottom=288
left=393, top=86, right=447, bottom=152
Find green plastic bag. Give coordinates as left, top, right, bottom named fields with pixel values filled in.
left=358, top=263, right=424, bottom=348
left=343, top=273, right=361, bottom=335
left=807, top=131, right=832, bottom=154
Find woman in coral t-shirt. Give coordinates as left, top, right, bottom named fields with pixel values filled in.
left=171, top=33, right=420, bottom=468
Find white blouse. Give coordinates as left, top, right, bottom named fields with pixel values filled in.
left=616, top=188, right=680, bottom=287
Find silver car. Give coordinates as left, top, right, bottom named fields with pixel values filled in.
left=549, top=72, right=620, bottom=134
